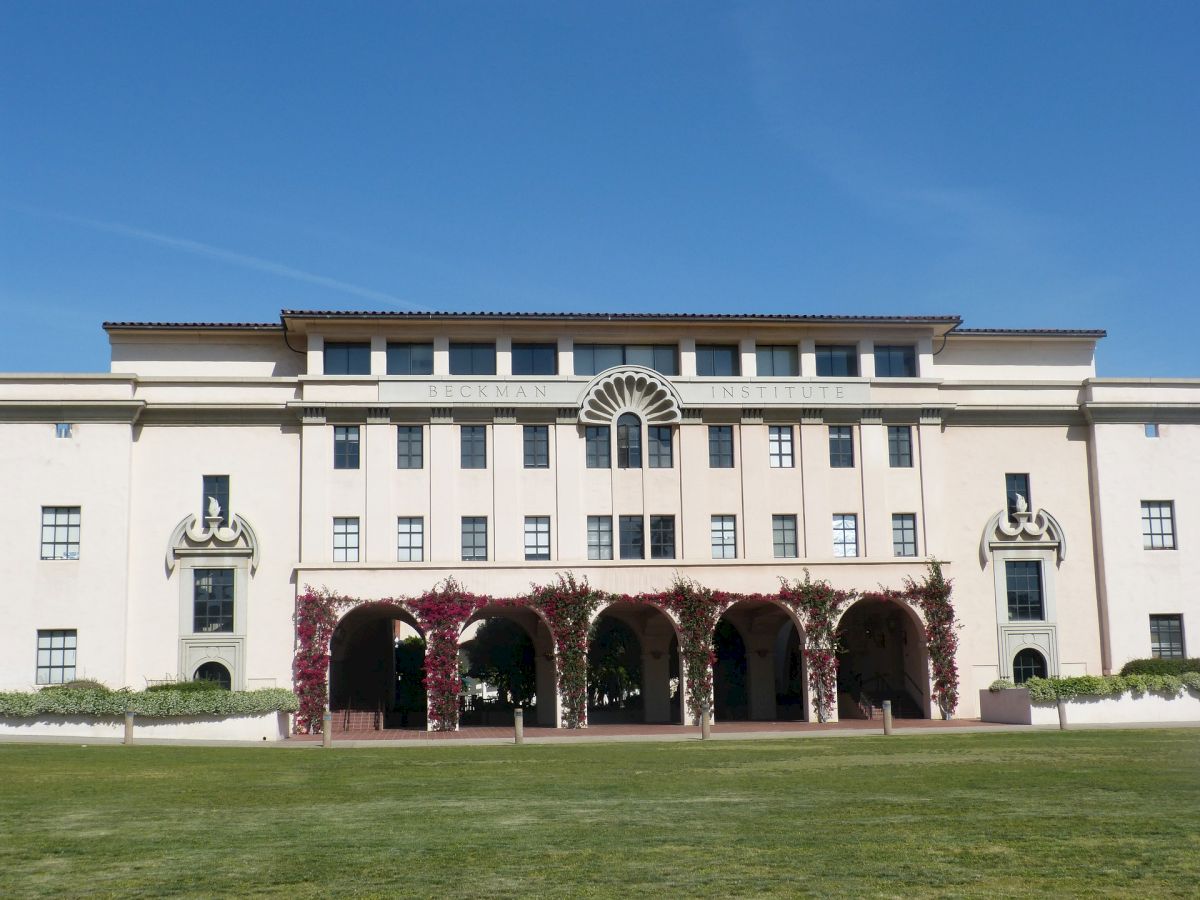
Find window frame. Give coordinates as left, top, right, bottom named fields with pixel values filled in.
left=887, top=426, right=913, bottom=468
left=585, top=426, right=611, bottom=469
left=461, top=516, right=488, bottom=561
left=587, top=515, right=613, bottom=560
left=1005, top=559, right=1045, bottom=621
left=460, top=425, right=487, bottom=469
left=397, top=516, right=424, bottom=562
left=832, top=514, right=858, bottom=558
left=695, top=344, right=741, bottom=377
left=874, top=344, right=917, bottom=378
left=708, top=425, right=734, bottom=468
left=1005, top=473, right=1030, bottom=521
left=772, top=514, right=798, bottom=559
left=40, top=506, right=81, bottom=560
left=619, top=515, right=645, bottom=560
left=202, top=474, right=230, bottom=526
left=1012, top=648, right=1047, bottom=684
left=892, top=513, right=918, bottom=557
left=768, top=425, right=794, bottom=468
left=1149, top=614, right=1185, bottom=659
left=710, top=514, right=737, bottom=559
left=385, top=342, right=434, bottom=375
left=35, top=629, right=77, bottom=685
left=756, top=345, right=799, bottom=377
left=524, top=516, right=551, bottom=561
left=523, top=425, right=550, bottom=469
left=1141, top=500, right=1177, bottom=550
left=333, top=517, right=360, bottom=563
left=448, top=342, right=497, bottom=376
left=323, top=341, right=371, bottom=375
left=815, top=345, right=859, bottom=377
left=616, top=413, right=643, bottom=469
left=649, top=515, right=676, bottom=559
left=647, top=426, right=673, bottom=468
left=193, top=567, right=235, bottom=633
left=511, top=342, right=558, bottom=375
left=828, top=426, right=854, bottom=468
left=397, top=425, right=424, bottom=469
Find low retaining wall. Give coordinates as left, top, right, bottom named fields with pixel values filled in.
left=979, top=687, right=1200, bottom=725
left=0, top=710, right=291, bottom=742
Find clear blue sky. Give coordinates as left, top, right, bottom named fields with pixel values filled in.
left=2, top=2, right=1197, bottom=375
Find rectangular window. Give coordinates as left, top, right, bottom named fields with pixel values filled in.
left=574, top=344, right=677, bottom=376
left=35, top=629, right=77, bottom=685
left=647, top=426, right=673, bottom=468
left=1006, top=473, right=1030, bottom=521
left=1149, top=614, right=1185, bottom=659
left=696, top=344, right=741, bottom=377
left=523, top=425, right=550, bottom=468
left=874, top=345, right=917, bottom=377
left=828, top=426, right=854, bottom=468
left=711, top=515, right=737, bottom=559
left=587, top=515, right=613, bottom=560
left=397, top=426, right=423, bottom=469
left=1006, top=560, right=1044, bottom=620
left=772, top=514, right=798, bottom=559
left=585, top=426, right=611, bottom=468
left=449, top=342, right=496, bottom=375
left=649, top=515, right=676, bottom=559
left=323, top=341, right=371, bottom=375
left=461, top=517, right=488, bottom=561
left=1145, top=423, right=1160, bottom=438
left=193, top=568, right=234, bottom=633
left=397, top=517, right=424, bottom=562
left=887, top=426, right=913, bottom=468
left=511, top=342, right=558, bottom=375
left=333, top=517, right=360, bottom=562
left=524, top=516, right=551, bottom=560
left=460, top=425, right=487, bottom=469
left=756, top=345, right=798, bottom=377
left=1142, top=501, right=1176, bottom=550
left=709, top=425, right=734, bottom=468
left=832, top=514, right=858, bottom=558
left=769, top=425, right=794, bottom=468
left=816, top=345, right=859, bottom=377
left=385, top=342, right=434, bottom=375
left=617, top=416, right=642, bottom=469
left=892, top=513, right=918, bottom=557
left=619, top=515, right=644, bottom=560
left=55, top=422, right=72, bottom=439
left=333, top=426, right=360, bottom=470
left=202, top=475, right=230, bottom=526
left=40, top=506, right=80, bottom=560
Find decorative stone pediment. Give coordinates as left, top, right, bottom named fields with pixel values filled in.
left=166, top=505, right=260, bottom=574
left=979, top=506, right=1066, bottom=567
left=577, top=366, right=683, bottom=425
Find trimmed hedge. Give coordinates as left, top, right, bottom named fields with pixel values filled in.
left=1022, top=672, right=1200, bottom=703
left=0, top=688, right=298, bottom=718
left=1118, top=657, right=1200, bottom=676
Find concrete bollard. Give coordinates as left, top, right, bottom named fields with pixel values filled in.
left=701, top=703, right=712, bottom=740
left=123, top=710, right=134, bottom=745
left=882, top=700, right=893, bottom=736
left=1057, top=698, right=1068, bottom=731
left=514, top=708, right=524, bottom=745
left=322, top=711, right=333, bottom=748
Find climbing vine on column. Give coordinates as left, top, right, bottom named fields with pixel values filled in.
left=778, top=574, right=853, bottom=724
left=527, top=573, right=603, bottom=728
left=409, top=579, right=485, bottom=731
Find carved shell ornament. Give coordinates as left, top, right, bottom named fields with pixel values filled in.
left=577, top=366, right=683, bottom=425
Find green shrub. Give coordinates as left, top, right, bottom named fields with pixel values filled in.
left=1118, top=657, right=1200, bottom=676
left=145, top=679, right=226, bottom=694
left=0, top=688, right=298, bottom=718
left=988, top=678, right=1015, bottom=692
left=1023, top=672, right=1200, bottom=703
left=40, top=679, right=113, bottom=693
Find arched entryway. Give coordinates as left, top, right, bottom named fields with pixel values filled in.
left=460, top=605, right=558, bottom=727
left=329, top=602, right=426, bottom=730
left=590, top=602, right=683, bottom=724
left=715, top=599, right=808, bottom=722
left=836, top=597, right=930, bottom=719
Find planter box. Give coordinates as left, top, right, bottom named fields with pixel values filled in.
left=0, top=710, right=291, bottom=742
left=979, top=687, right=1200, bottom=726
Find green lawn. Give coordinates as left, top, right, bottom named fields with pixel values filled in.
left=1, top=729, right=1198, bottom=898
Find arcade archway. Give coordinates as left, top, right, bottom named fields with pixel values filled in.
left=590, top=602, right=683, bottom=724
left=329, top=602, right=426, bottom=730
left=836, top=598, right=930, bottom=719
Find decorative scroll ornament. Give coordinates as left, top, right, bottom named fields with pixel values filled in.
left=165, top=498, right=260, bottom=574
left=979, top=502, right=1066, bottom=568
left=577, top=366, right=683, bottom=425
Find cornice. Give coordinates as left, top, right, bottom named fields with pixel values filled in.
left=0, top=400, right=145, bottom=423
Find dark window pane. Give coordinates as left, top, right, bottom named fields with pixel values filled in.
left=815, top=345, right=859, bottom=377
left=524, top=516, right=551, bottom=560
left=523, top=425, right=550, bottom=468
left=386, top=342, right=434, bottom=375
left=617, top=413, right=642, bottom=468
left=828, top=426, right=854, bottom=468
left=696, top=344, right=740, bottom=377
left=194, top=661, right=231, bottom=690
left=1006, top=561, right=1044, bottom=620
left=709, top=425, right=734, bottom=468
left=334, top=426, right=360, bottom=469
left=1006, top=474, right=1030, bottom=521
left=461, top=517, right=488, bottom=561
left=587, top=515, right=613, bottom=560
left=512, top=343, right=558, bottom=375
left=586, top=426, right=611, bottom=468
left=892, top=513, right=917, bottom=557
left=194, top=568, right=234, bottom=633
left=1012, top=649, right=1047, bottom=684
left=756, top=345, right=798, bottom=377
left=649, top=515, right=675, bottom=559
left=397, top=426, right=423, bottom=469
left=653, top=345, right=678, bottom=376
left=888, top=426, right=913, bottom=468
left=619, top=516, right=644, bottom=559
left=323, top=342, right=371, bottom=375
left=874, top=345, right=917, bottom=377
left=772, top=515, right=798, bottom=558
left=461, top=425, right=487, bottom=469
left=449, top=342, right=496, bottom=375
left=1149, top=614, right=1185, bottom=658
left=648, top=426, right=673, bottom=468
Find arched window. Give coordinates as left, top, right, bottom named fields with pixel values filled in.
left=1012, top=648, right=1047, bottom=684
left=616, top=413, right=642, bottom=469
left=194, top=661, right=232, bottom=690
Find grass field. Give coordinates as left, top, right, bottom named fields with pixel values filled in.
left=1, top=729, right=1198, bottom=898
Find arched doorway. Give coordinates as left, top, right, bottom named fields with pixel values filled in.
left=590, top=602, right=683, bottom=724
left=460, top=605, right=557, bottom=727
left=836, top=598, right=929, bottom=719
left=329, top=602, right=426, bottom=730
left=1012, top=648, right=1047, bottom=684
left=716, top=599, right=808, bottom=721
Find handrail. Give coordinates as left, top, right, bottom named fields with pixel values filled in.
left=903, top=670, right=925, bottom=699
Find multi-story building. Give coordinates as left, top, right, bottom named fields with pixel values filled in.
left=2, top=311, right=1196, bottom=725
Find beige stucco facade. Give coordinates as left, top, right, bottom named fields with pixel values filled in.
left=2, top=311, right=1196, bottom=723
